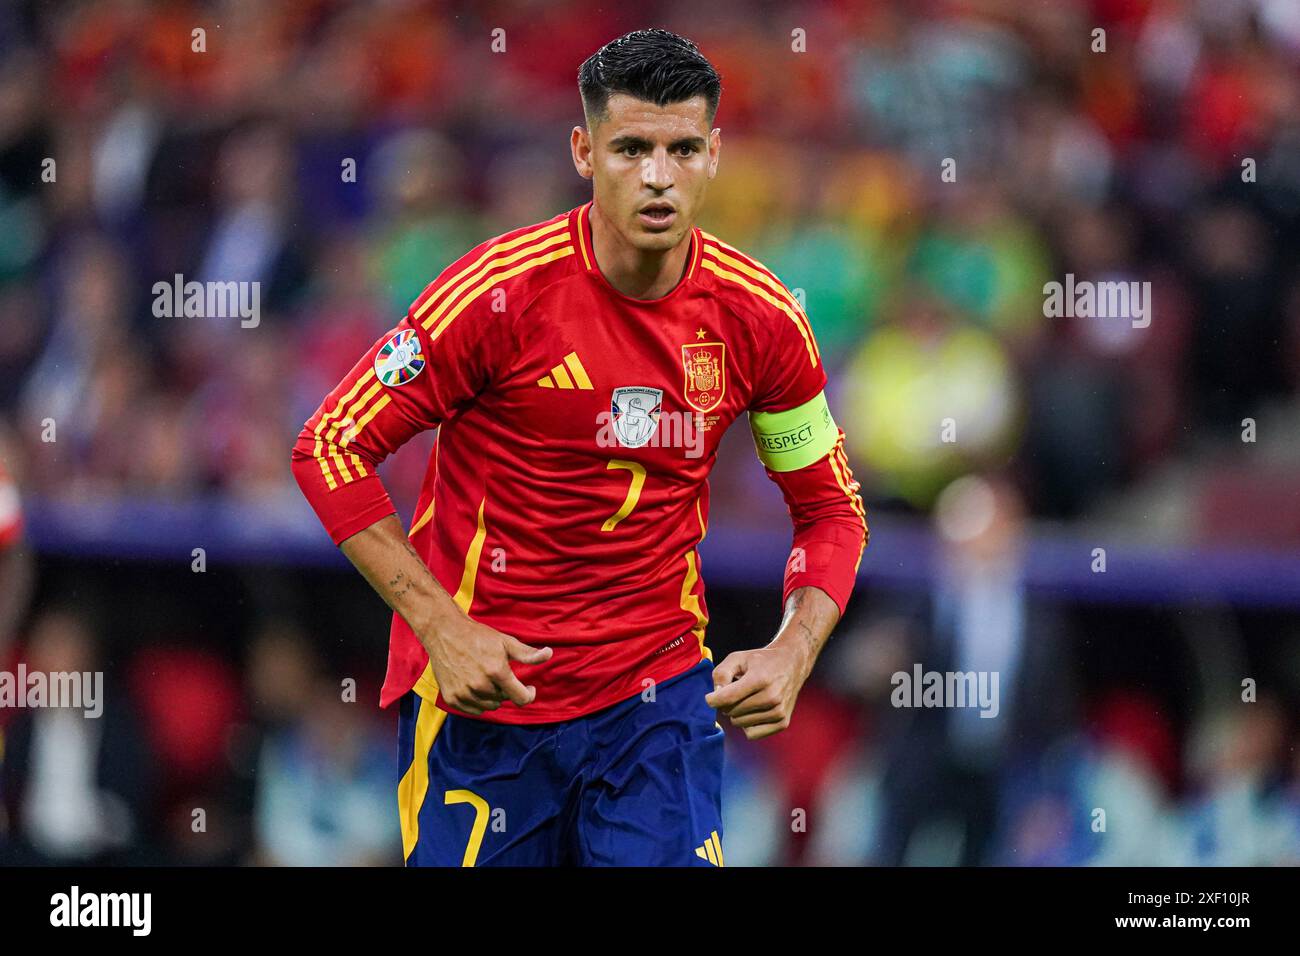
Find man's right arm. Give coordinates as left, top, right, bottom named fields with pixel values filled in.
left=289, top=307, right=549, bottom=714
left=336, top=515, right=549, bottom=714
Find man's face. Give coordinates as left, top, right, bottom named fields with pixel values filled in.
left=572, top=93, right=721, bottom=253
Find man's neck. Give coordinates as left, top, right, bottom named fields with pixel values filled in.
left=589, top=201, right=691, bottom=300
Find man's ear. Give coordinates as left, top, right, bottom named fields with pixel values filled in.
left=707, top=127, right=722, bottom=179
left=571, top=126, right=594, bottom=180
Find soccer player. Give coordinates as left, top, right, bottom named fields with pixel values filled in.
left=291, top=28, right=867, bottom=866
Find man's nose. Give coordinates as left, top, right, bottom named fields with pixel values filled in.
left=641, top=148, right=673, bottom=190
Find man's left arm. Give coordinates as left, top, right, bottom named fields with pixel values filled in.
left=707, top=390, right=868, bottom=739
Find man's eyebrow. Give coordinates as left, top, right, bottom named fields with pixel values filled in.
left=606, top=134, right=707, bottom=150
left=607, top=135, right=652, bottom=150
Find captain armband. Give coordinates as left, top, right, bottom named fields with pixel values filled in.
left=748, top=390, right=838, bottom=472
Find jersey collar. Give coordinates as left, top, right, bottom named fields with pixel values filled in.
left=571, top=201, right=702, bottom=288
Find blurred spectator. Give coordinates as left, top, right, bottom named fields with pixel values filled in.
left=844, top=294, right=1020, bottom=509
left=239, top=620, right=396, bottom=866
left=872, top=474, right=1077, bottom=864
left=0, top=607, right=151, bottom=864
left=1166, top=699, right=1295, bottom=865
left=251, top=676, right=397, bottom=867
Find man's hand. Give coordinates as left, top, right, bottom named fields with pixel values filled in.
left=338, top=514, right=552, bottom=716
left=705, top=585, right=840, bottom=740
left=706, top=642, right=810, bottom=740
left=423, top=615, right=552, bottom=716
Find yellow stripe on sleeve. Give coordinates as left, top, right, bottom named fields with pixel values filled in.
left=699, top=256, right=818, bottom=367
left=699, top=236, right=819, bottom=361
left=312, top=368, right=376, bottom=489
left=412, top=218, right=570, bottom=326
left=420, top=232, right=571, bottom=334
left=425, top=246, right=575, bottom=340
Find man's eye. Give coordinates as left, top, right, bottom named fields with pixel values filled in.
left=677, top=145, right=697, bottom=156
left=622, top=145, right=642, bottom=157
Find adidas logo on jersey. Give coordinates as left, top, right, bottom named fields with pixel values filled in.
left=537, top=351, right=593, bottom=390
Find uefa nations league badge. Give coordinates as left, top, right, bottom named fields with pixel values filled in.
left=611, top=386, right=663, bottom=448
left=374, top=329, right=426, bottom=386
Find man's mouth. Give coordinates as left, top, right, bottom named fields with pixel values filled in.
left=637, top=202, right=677, bottom=230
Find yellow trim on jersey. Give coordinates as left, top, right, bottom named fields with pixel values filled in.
left=829, top=441, right=869, bottom=574
left=576, top=203, right=593, bottom=270
left=421, top=236, right=573, bottom=337
left=319, top=380, right=385, bottom=486
left=340, top=394, right=391, bottom=448
left=312, top=368, right=376, bottom=489
left=749, top=390, right=838, bottom=472
left=682, top=494, right=712, bottom=662
left=413, top=665, right=439, bottom=701
left=409, top=499, right=435, bottom=537
left=680, top=551, right=706, bottom=646
left=334, top=447, right=355, bottom=483
left=398, top=697, right=448, bottom=862
left=453, top=497, right=489, bottom=611
left=408, top=432, right=440, bottom=538
left=698, top=256, right=818, bottom=368
left=699, top=236, right=818, bottom=362
left=317, top=438, right=349, bottom=487
left=318, top=381, right=387, bottom=486
left=413, top=495, right=488, bottom=702
left=325, top=380, right=383, bottom=445
left=412, top=218, right=569, bottom=326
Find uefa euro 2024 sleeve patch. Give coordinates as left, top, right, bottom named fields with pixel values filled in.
left=374, top=328, right=426, bottom=386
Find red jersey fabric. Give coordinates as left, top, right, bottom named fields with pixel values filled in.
left=291, top=202, right=867, bottom=723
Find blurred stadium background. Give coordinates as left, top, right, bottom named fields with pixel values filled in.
left=1, top=0, right=1299, bottom=866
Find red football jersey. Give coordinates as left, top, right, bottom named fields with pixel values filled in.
left=292, top=202, right=867, bottom=723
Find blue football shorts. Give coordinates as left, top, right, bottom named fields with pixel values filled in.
left=396, top=657, right=726, bottom=866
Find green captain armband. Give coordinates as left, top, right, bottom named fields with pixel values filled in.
left=749, top=390, right=838, bottom=472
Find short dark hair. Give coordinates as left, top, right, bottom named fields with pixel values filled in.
left=578, top=29, right=722, bottom=126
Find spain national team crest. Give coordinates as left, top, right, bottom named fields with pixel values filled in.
left=611, top=386, right=663, bottom=448
left=374, top=328, right=425, bottom=386
left=682, top=342, right=726, bottom=413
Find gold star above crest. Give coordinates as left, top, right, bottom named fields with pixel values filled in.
left=695, top=327, right=708, bottom=340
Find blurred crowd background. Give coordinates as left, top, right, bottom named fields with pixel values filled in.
left=2, top=0, right=1300, bottom=865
